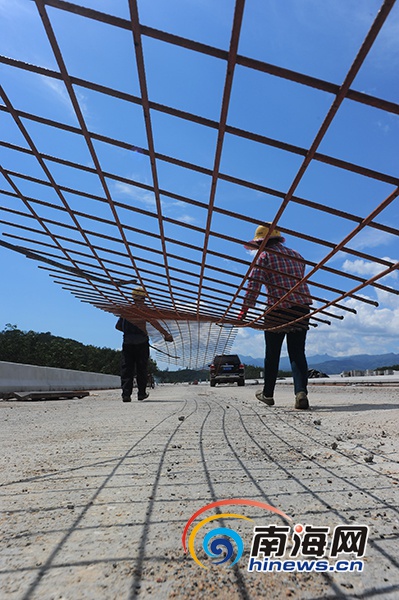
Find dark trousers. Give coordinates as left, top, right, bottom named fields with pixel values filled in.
left=263, top=306, right=309, bottom=398
left=121, top=342, right=149, bottom=397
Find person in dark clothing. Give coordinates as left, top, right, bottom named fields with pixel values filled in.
left=238, top=223, right=312, bottom=410
left=116, top=287, right=173, bottom=402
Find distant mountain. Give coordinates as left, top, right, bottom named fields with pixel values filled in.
left=239, top=353, right=399, bottom=374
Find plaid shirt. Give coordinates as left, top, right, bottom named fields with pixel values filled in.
left=243, top=243, right=312, bottom=309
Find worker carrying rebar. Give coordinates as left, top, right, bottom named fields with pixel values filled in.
left=238, top=223, right=313, bottom=410
left=116, top=287, right=173, bottom=402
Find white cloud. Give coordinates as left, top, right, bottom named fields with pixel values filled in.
left=75, top=89, right=90, bottom=120
left=307, top=296, right=399, bottom=356
left=231, top=326, right=264, bottom=357
left=369, top=4, right=399, bottom=70
left=38, top=76, right=90, bottom=122
left=39, top=76, right=72, bottom=110
left=230, top=291, right=399, bottom=360
left=160, top=198, right=199, bottom=225
left=230, top=250, right=399, bottom=360
left=111, top=188, right=199, bottom=225
left=245, top=248, right=258, bottom=258
left=376, top=120, right=391, bottom=134
left=175, top=213, right=197, bottom=225
left=375, top=287, right=399, bottom=308
left=0, top=0, right=31, bottom=19
left=342, top=257, right=398, bottom=282
left=349, top=229, right=397, bottom=251
left=113, top=182, right=156, bottom=208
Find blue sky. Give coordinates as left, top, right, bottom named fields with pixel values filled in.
left=0, top=0, right=398, bottom=368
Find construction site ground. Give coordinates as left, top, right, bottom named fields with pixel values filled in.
left=1, top=381, right=398, bottom=600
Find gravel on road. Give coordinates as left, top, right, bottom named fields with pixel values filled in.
left=1, top=382, right=398, bottom=599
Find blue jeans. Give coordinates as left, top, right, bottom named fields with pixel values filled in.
left=263, top=307, right=309, bottom=398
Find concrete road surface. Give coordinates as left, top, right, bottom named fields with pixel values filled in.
left=1, top=382, right=398, bottom=599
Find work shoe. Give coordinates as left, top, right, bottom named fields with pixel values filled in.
left=138, top=392, right=149, bottom=401
left=255, top=391, right=275, bottom=406
left=122, top=395, right=131, bottom=403
left=295, top=391, right=309, bottom=410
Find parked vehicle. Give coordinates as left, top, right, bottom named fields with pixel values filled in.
left=209, top=355, right=245, bottom=387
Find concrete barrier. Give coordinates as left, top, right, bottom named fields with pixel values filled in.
left=0, top=361, right=119, bottom=393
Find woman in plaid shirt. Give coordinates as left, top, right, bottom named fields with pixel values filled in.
left=238, top=224, right=312, bottom=410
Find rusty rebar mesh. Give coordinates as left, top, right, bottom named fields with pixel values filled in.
left=0, top=0, right=398, bottom=367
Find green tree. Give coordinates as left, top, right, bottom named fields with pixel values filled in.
left=0, top=326, right=121, bottom=375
